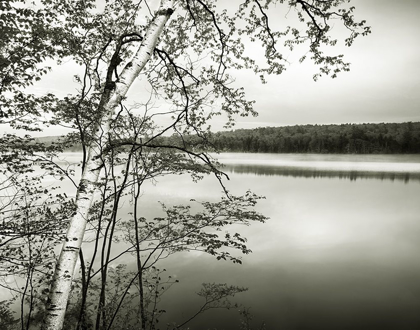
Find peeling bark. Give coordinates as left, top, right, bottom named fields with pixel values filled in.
left=41, top=1, right=174, bottom=329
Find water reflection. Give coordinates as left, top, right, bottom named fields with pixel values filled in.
left=222, top=163, right=420, bottom=182
left=154, top=169, right=420, bottom=330
left=34, top=153, right=420, bottom=329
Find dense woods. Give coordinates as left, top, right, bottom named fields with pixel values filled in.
left=40, top=122, right=420, bottom=154
left=208, top=122, right=420, bottom=154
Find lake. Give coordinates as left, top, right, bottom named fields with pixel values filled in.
left=129, top=153, right=420, bottom=330
left=5, top=153, right=420, bottom=329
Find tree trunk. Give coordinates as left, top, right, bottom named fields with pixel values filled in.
left=41, top=1, right=174, bottom=328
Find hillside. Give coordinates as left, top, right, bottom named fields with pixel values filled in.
left=210, top=122, right=420, bottom=154
left=35, top=122, right=420, bottom=154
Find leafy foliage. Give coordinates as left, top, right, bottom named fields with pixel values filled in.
left=0, top=300, right=18, bottom=330
left=0, top=0, right=369, bottom=328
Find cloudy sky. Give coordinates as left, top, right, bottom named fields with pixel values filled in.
left=13, top=0, right=420, bottom=135
left=234, top=0, right=420, bottom=129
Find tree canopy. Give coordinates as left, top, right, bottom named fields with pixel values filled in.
left=0, top=0, right=370, bottom=329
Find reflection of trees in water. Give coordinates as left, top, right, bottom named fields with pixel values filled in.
left=223, top=164, right=420, bottom=183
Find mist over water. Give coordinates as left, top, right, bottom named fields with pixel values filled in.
left=147, top=154, right=420, bottom=329
left=217, top=153, right=420, bottom=182
left=31, top=153, right=420, bottom=329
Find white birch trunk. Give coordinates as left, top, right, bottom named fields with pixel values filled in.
left=42, top=1, right=174, bottom=328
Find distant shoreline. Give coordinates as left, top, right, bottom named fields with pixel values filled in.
left=34, top=122, right=420, bottom=154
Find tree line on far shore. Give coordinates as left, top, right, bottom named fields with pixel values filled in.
left=206, top=122, right=420, bottom=154
left=38, top=122, right=420, bottom=154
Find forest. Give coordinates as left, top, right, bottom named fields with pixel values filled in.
left=207, top=122, right=420, bottom=154
left=40, top=122, right=420, bottom=154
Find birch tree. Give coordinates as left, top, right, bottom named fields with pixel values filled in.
left=1, top=0, right=370, bottom=328
left=40, top=2, right=176, bottom=328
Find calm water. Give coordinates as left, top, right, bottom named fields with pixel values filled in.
left=131, top=153, right=420, bottom=329
left=6, top=153, right=420, bottom=329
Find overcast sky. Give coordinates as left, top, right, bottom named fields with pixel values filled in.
left=233, top=0, right=420, bottom=129
left=12, top=0, right=420, bottom=135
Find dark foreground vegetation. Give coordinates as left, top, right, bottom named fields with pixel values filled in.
left=209, top=122, right=420, bottom=154
left=0, top=0, right=374, bottom=328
